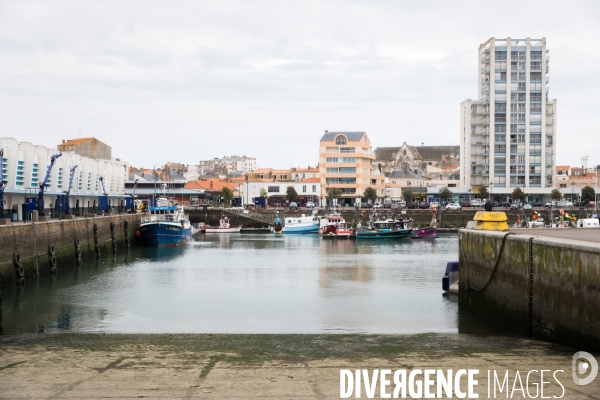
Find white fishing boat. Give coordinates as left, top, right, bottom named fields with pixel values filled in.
left=280, top=211, right=319, bottom=234
left=204, top=216, right=242, bottom=233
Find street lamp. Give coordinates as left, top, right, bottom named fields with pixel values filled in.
left=490, top=181, right=494, bottom=202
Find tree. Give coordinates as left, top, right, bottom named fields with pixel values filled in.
left=581, top=186, right=595, bottom=203
left=550, top=189, right=563, bottom=201
left=439, top=186, right=453, bottom=203
left=259, top=188, right=267, bottom=198
left=402, top=189, right=414, bottom=202
left=328, top=187, right=343, bottom=200
left=286, top=186, right=298, bottom=202
left=222, top=186, right=234, bottom=205
left=478, top=186, right=489, bottom=200
left=363, top=187, right=378, bottom=203
left=511, top=187, right=526, bottom=202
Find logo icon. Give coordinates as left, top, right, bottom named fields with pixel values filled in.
left=572, top=351, right=598, bottom=385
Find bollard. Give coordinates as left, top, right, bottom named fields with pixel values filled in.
left=472, top=211, right=509, bottom=231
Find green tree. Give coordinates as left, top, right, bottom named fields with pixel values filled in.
left=550, top=189, right=563, bottom=201
left=581, top=186, right=595, bottom=203
left=286, top=186, right=298, bottom=202
left=402, top=189, right=414, bottom=202
left=328, top=187, right=343, bottom=200
left=439, top=186, right=453, bottom=202
left=363, top=187, right=378, bottom=203
left=478, top=186, right=489, bottom=200
left=222, top=186, right=234, bottom=205
left=259, top=188, right=267, bottom=198
left=511, top=187, right=526, bottom=202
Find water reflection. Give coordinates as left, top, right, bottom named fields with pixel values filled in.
left=1, top=234, right=502, bottom=335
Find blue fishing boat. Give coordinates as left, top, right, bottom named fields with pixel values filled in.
left=280, top=210, right=319, bottom=234
left=351, top=218, right=412, bottom=239
left=137, top=197, right=193, bottom=246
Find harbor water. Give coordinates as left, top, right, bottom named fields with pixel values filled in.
left=1, top=234, right=500, bottom=335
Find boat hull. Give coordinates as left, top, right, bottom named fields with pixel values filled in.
left=205, top=226, right=242, bottom=233
left=281, top=224, right=319, bottom=234
left=411, top=227, right=437, bottom=238
left=351, top=229, right=412, bottom=239
left=138, top=221, right=192, bottom=246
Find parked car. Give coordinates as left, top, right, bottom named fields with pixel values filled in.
left=523, top=203, right=533, bottom=210
left=589, top=201, right=597, bottom=208
left=383, top=202, right=393, bottom=209
left=305, top=201, right=315, bottom=208
left=531, top=201, right=543, bottom=207
left=461, top=201, right=471, bottom=207
left=500, top=201, right=511, bottom=207
left=493, top=201, right=499, bottom=207
left=373, top=202, right=383, bottom=209
left=446, top=203, right=462, bottom=211
left=361, top=203, right=373, bottom=209
left=471, top=199, right=482, bottom=207
left=429, top=201, right=440, bottom=209
left=510, top=202, right=522, bottom=210
left=419, top=202, right=430, bottom=209
left=407, top=202, right=418, bottom=209
left=289, top=202, right=298, bottom=210
left=564, top=201, right=574, bottom=207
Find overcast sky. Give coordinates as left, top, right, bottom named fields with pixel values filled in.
left=1, top=1, right=599, bottom=169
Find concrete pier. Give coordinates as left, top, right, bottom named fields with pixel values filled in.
left=459, top=229, right=600, bottom=351
left=0, top=214, right=142, bottom=288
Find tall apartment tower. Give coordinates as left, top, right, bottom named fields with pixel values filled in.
left=460, top=37, right=556, bottom=202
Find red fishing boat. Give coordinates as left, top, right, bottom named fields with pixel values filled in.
left=319, top=213, right=353, bottom=238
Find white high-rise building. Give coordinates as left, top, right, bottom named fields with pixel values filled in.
left=460, top=37, right=556, bottom=202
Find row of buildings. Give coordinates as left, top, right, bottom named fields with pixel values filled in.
left=2, top=37, right=598, bottom=220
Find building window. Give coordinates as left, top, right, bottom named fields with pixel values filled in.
left=471, top=126, right=476, bottom=134
left=302, top=185, right=306, bottom=193
left=267, top=186, right=279, bottom=193
left=1, top=156, right=7, bottom=182
left=312, top=185, right=316, bottom=192
left=559, top=184, right=566, bottom=188
left=471, top=105, right=477, bottom=113
left=16, top=160, right=24, bottom=186
left=339, top=147, right=355, bottom=153
left=335, top=136, right=347, bottom=145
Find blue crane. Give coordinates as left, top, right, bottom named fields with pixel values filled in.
left=38, top=153, right=62, bottom=217
left=98, top=176, right=109, bottom=212
left=63, top=165, right=78, bottom=215
left=0, top=148, right=6, bottom=219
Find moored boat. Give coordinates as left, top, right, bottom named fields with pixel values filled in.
left=351, top=218, right=412, bottom=239
left=205, top=216, right=242, bottom=233
left=410, top=226, right=437, bottom=239
left=319, top=213, right=353, bottom=238
left=280, top=211, right=319, bottom=234
left=137, top=197, right=193, bottom=246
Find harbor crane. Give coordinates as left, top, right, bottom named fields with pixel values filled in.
left=63, top=165, right=78, bottom=215
left=98, top=176, right=110, bottom=213
left=0, top=148, right=6, bottom=219
left=38, top=153, right=62, bottom=217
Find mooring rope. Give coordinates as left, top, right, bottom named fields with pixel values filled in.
left=463, top=232, right=514, bottom=292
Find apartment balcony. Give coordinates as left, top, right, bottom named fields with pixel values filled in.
left=482, top=119, right=490, bottom=126
left=482, top=109, right=489, bottom=115
left=481, top=66, right=490, bottom=74
left=546, top=118, right=554, bottom=124
left=481, top=57, right=490, bottom=64
left=470, top=118, right=479, bottom=125
left=481, top=129, right=490, bottom=136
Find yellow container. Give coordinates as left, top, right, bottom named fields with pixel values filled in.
left=472, top=211, right=509, bottom=231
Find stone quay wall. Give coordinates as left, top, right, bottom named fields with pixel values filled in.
left=459, top=229, right=600, bottom=351
left=0, top=214, right=142, bottom=289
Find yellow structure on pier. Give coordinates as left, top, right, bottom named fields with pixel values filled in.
left=472, top=211, right=509, bottom=231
